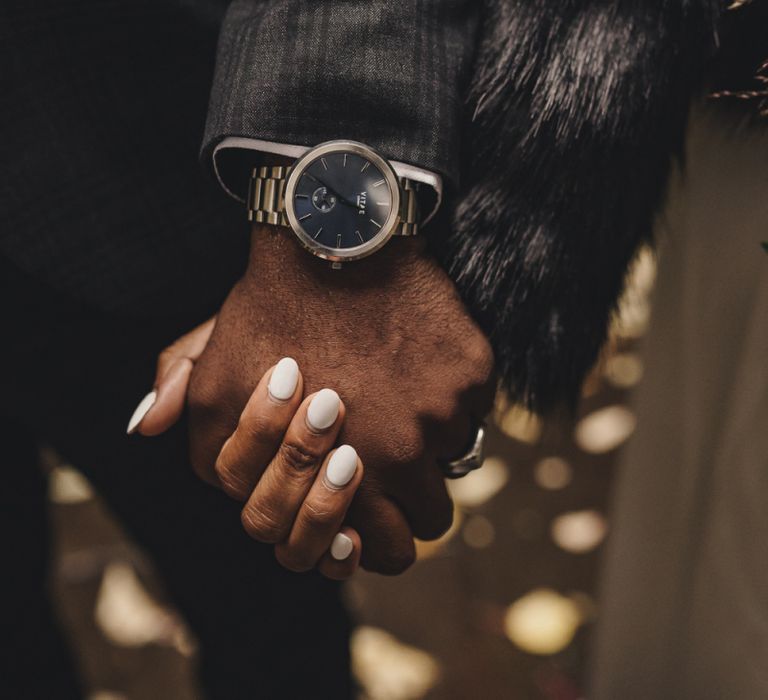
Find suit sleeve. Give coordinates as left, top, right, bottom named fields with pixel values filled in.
left=202, top=0, right=478, bottom=196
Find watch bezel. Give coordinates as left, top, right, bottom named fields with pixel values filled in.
left=284, top=140, right=401, bottom=262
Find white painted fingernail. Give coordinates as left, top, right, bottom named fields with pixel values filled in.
left=326, top=445, right=358, bottom=488
left=126, top=391, right=157, bottom=434
left=330, top=533, right=354, bottom=561
left=268, top=357, right=299, bottom=401
left=306, top=388, right=340, bottom=431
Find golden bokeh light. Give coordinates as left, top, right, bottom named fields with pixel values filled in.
left=95, top=562, right=193, bottom=654
left=462, top=514, right=495, bottom=549
left=614, top=299, right=651, bottom=339
left=604, top=352, right=644, bottom=389
left=611, top=246, right=657, bottom=339
left=628, top=246, right=657, bottom=295
left=533, top=457, right=572, bottom=490
left=550, top=510, right=608, bottom=554
left=447, top=457, right=509, bottom=508
left=88, top=692, right=128, bottom=700
left=496, top=404, right=543, bottom=444
left=352, top=626, right=441, bottom=700
left=503, top=589, right=582, bottom=656
left=574, top=405, right=637, bottom=454
left=48, top=465, right=94, bottom=504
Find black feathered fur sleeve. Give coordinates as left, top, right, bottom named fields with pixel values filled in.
left=439, top=0, right=722, bottom=412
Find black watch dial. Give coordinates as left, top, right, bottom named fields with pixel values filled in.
left=291, top=151, right=395, bottom=251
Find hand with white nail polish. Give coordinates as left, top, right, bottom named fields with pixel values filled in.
left=271, top=441, right=364, bottom=579
left=207, top=358, right=364, bottom=577
left=142, top=224, right=497, bottom=577
left=131, top=338, right=363, bottom=578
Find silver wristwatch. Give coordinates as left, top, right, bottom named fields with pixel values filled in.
left=247, top=140, right=421, bottom=266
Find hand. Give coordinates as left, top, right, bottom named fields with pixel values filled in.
left=131, top=224, right=496, bottom=574
left=185, top=225, right=496, bottom=574
left=130, top=352, right=365, bottom=579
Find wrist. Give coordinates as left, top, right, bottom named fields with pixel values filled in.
left=244, top=222, right=431, bottom=291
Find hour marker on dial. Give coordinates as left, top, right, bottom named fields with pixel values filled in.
left=321, top=157, right=329, bottom=170
left=356, top=230, right=364, bottom=243
left=372, top=179, right=385, bottom=188
left=313, top=227, right=323, bottom=239
left=360, top=162, right=370, bottom=173
left=343, top=154, right=347, bottom=167
left=376, top=201, right=389, bottom=206
left=299, top=213, right=312, bottom=221
left=336, top=233, right=342, bottom=248
left=370, top=219, right=382, bottom=227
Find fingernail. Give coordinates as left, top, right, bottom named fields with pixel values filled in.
left=306, top=388, right=340, bottom=432
left=268, top=357, right=299, bottom=401
left=127, top=391, right=157, bottom=434
left=330, top=533, right=354, bottom=561
left=326, top=445, right=358, bottom=488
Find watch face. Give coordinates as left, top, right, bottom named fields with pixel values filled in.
left=285, top=141, right=400, bottom=261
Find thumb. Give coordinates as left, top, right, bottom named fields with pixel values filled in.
left=127, top=317, right=216, bottom=436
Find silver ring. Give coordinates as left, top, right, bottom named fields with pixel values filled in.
left=441, top=422, right=487, bottom=479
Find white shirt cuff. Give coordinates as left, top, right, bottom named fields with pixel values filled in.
left=212, top=137, right=444, bottom=225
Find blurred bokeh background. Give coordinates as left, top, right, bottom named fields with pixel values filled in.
left=45, top=250, right=655, bottom=700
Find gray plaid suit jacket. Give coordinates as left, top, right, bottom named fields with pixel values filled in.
left=0, top=0, right=478, bottom=315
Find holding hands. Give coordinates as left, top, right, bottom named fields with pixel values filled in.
left=131, top=342, right=364, bottom=580
left=129, top=226, right=496, bottom=578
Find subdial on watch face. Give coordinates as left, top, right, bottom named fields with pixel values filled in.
left=291, top=151, right=393, bottom=251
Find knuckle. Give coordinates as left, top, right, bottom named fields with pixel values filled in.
left=274, top=545, right=314, bottom=573
left=278, top=438, right=323, bottom=474
left=239, top=411, right=285, bottom=447
left=157, top=347, right=177, bottom=372
left=241, top=505, right=284, bottom=544
left=214, top=458, right=251, bottom=501
left=300, top=499, right=338, bottom=530
left=376, top=544, right=416, bottom=576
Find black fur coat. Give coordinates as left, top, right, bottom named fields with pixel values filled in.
left=441, top=0, right=764, bottom=412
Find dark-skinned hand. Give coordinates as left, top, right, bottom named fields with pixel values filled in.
left=132, top=223, right=495, bottom=575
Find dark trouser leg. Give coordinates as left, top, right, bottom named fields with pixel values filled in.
left=1, top=257, right=352, bottom=699
left=0, top=419, right=83, bottom=699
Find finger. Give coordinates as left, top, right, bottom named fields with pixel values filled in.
left=241, top=388, right=345, bottom=544
left=154, top=317, right=217, bottom=385
left=274, top=445, right=363, bottom=572
left=134, top=358, right=194, bottom=437
left=128, top=317, right=216, bottom=436
left=317, top=527, right=362, bottom=581
left=215, top=357, right=304, bottom=500
left=386, top=411, right=469, bottom=540
left=348, top=485, right=416, bottom=575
